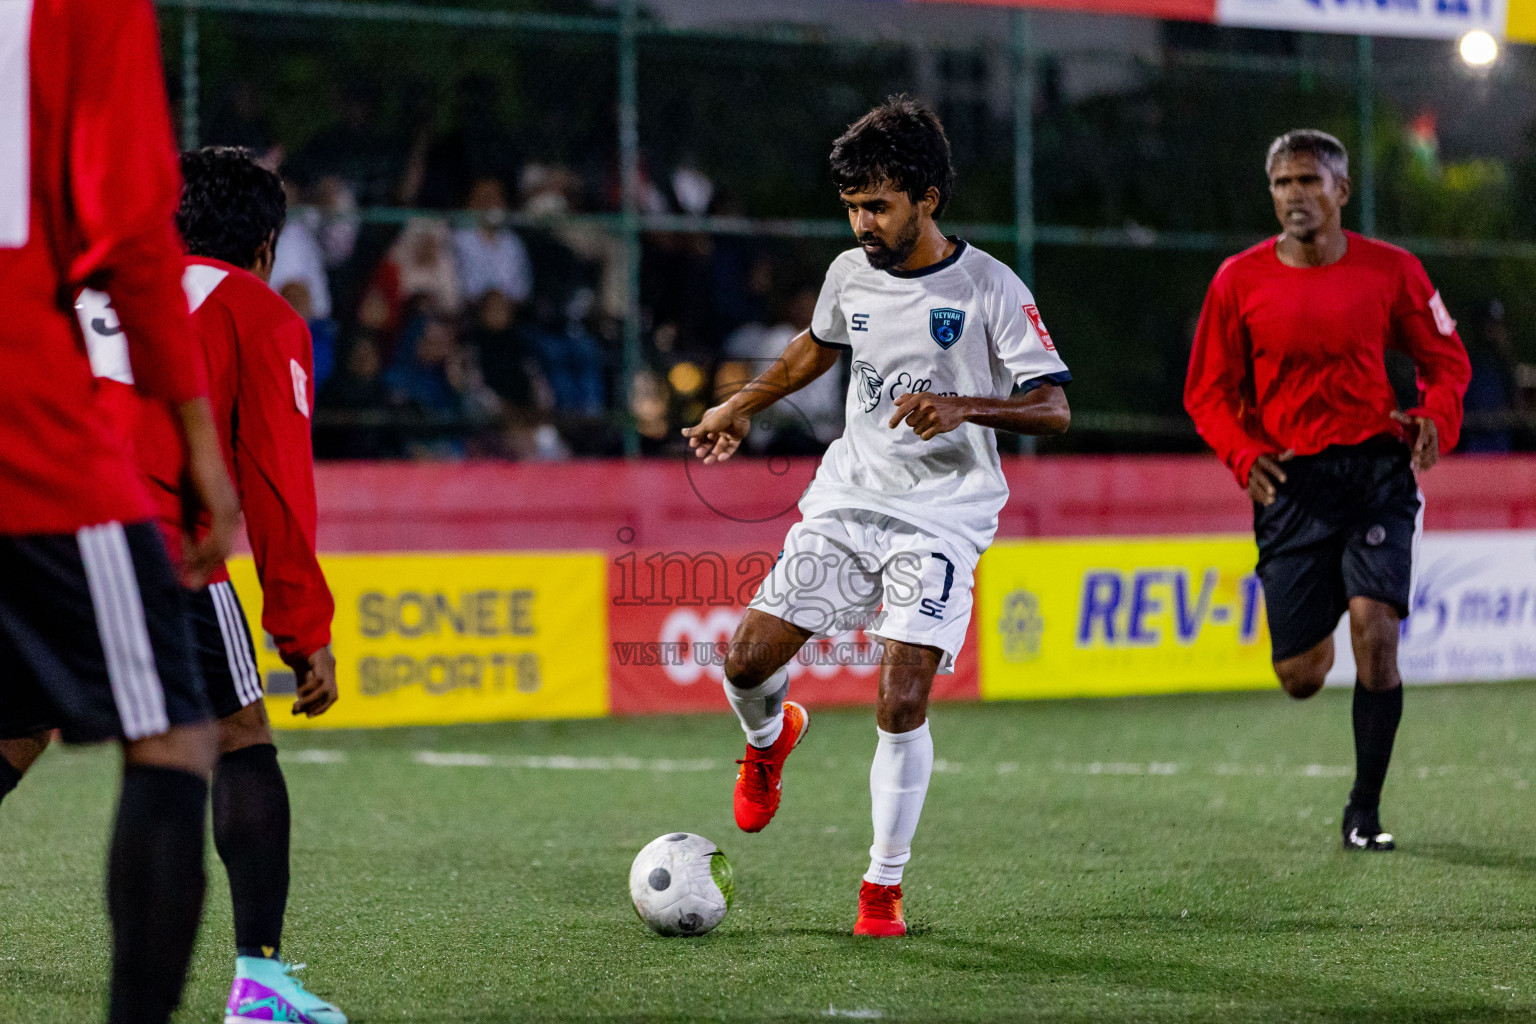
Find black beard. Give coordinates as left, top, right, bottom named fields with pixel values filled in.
left=859, top=213, right=922, bottom=271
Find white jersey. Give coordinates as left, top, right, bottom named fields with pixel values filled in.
left=801, top=239, right=1070, bottom=559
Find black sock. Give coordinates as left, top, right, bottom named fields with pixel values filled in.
left=0, top=754, right=21, bottom=804
left=213, top=744, right=290, bottom=960
left=107, top=765, right=208, bottom=1024
left=1350, top=679, right=1403, bottom=812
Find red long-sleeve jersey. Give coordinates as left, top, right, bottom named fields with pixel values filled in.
left=0, top=0, right=206, bottom=533
left=1185, top=232, right=1472, bottom=486
left=86, top=259, right=333, bottom=661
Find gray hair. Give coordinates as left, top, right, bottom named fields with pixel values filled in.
left=1266, top=129, right=1349, bottom=183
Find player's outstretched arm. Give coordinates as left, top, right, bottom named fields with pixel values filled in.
left=683, top=330, right=841, bottom=464
left=889, top=383, right=1070, bottom=441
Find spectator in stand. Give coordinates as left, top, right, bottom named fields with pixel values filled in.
left=631, top=369, right=672, bottom=456
left=270, top=178, right=359, bottom=313
left=271, top=182, right=331, bottom=319
left=520, top=163, right=621, bottom=324
left=406, top=76, right=521, bottom=211
left=669, top=156, right=715, bottom=216
left=526, top=288, right=607, bottom=417
left=453, top=177, right=534, bottom=307
left=385, top=313, right=502, bottom=460
left=463, top=291, right=573, bottom=462
left=359, top=218, right=462, bottom=361
left=704, top=190, right=770, bottom=343
left=315, top=336, right=398, bottom=459
left=717, top=286, right=844, bottom=455
left=465, top=290, right=540, bottom=413
left=388, top=315, right=466, bottom=414
left=312, top=177, right=361, bottom=270
left=270, top=180, right=339, bottom=388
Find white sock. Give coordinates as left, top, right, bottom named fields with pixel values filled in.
left=865, top=719, right=933, bottom=887
left=723, top=668, right=789, bottom=749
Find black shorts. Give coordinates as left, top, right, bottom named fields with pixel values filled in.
left=0, top=521, right=212, bottom=743
left=185, top=580, right=266, bottom=719
left=1255, top=436, right=1422, bottom=662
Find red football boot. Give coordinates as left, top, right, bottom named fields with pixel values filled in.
left=732, top=701, right=809, bottom=832
left=854, top=880, right=907, bottom=937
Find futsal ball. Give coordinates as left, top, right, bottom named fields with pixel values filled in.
left=629, top=832, right=733, bottom=936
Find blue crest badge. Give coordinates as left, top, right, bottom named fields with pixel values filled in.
left=929, top=308, right=965, bottom=350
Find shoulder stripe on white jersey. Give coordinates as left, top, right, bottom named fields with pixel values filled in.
left=78, top=522, right=170, bottom=740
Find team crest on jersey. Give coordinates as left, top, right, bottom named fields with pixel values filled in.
left=929, top=308, right=965, bottom=350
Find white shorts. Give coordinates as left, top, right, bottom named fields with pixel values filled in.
left=747, top=509, right=975, bottom=674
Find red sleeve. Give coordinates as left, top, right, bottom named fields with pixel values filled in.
left=232, top=314, right=333, bottom=660
left=66, top=0, right=205, bottom=404
left=1392, top=258, right=1472, bottom=453
left=1184, top=265, right=1271, bottom=486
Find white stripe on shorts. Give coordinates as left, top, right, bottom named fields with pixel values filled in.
left=1407, top=487, right=1426, bottom=613
left=210, top=581, right=263, bottom=708
left=77, top=522, right=169, bottom=740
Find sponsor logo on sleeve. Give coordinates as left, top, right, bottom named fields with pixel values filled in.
left=1023, top=304, right=1056, bottom=351
left=290, top=359, right=310, bottom=418
left=1428, top=291, right=1457, bottom=337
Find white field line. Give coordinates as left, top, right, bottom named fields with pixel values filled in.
left=284, top=749, right=349, bottom=764
left=413, top=751, right=716, bottom=772
left=276, top=749, right=1532, bottom=786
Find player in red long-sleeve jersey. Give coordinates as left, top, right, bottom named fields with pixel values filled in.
left=4, top=148, right=347, bottom=1024
left=0, top=2, right=240, bottom=1022
left=1185, top=130, right=1471, bottom=852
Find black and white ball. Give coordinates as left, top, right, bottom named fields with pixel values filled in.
left=629, top=832, right=733, bottom=937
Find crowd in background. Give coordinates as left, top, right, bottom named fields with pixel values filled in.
left=261, top=148, right=845, bottom=462
left=216, top=74, right=1534, bottom=462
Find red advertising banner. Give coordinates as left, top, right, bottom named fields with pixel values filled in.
left=606, top=548, right=980, bottom=716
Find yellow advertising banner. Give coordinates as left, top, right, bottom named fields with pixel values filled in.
left=227, top=552, right=609, bottom=729
left=978, top=536, right=1276, bottom=700
left=1509, top=0, right=1536, bottom=43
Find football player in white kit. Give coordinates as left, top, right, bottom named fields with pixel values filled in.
left=683, top=96, right=1072, bottom=936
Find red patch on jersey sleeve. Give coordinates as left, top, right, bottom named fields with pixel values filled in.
left=1023, top=304, right=1055, bottom=351
left=290, top=359, right=310, bottom=419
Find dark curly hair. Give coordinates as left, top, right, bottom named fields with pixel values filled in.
left=175, top=146, right=286, bottom=269
left=829, top=95, right=956, bottom=216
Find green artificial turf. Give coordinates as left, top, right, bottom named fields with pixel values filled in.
left=2, top=683, right=1535, bottom=1023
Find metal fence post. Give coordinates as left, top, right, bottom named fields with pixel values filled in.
left=1011, top=10, right=1039, bottom=454
left=181, top=2, right=200, bottom=150
left=618, top=0, right=642, bottom=456
left=1011, top=9, right=1035, bottom=286
left=1357, top=34, right=1376, bottom=237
